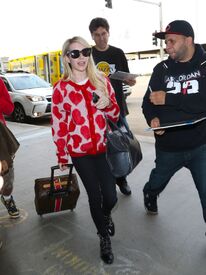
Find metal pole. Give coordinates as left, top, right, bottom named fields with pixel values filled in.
left=159, top=1, right=164, bottom=60
left=133, top=0, right=164, bottom=60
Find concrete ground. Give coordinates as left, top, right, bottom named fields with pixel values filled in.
left=0, top=120, right=206, bottom=275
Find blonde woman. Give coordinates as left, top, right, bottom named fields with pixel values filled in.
left=51, top=36, right=120, bottom=264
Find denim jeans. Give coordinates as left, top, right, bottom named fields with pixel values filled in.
left=143, top=144, right=206, bottom=222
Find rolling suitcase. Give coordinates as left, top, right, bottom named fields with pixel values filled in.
left=34, top=164, right=80, bottom=215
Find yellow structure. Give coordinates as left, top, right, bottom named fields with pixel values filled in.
left=9, top=50, right=63, bottom=85
left=8, top=51, right=140, bottom=86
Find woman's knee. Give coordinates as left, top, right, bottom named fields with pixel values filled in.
left=104, top=194, right=118, bottom=210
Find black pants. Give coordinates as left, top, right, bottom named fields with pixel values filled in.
left=72, top=153, right=117, bottom=236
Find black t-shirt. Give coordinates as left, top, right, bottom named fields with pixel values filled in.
left=92, top=45, right=129, bottom=117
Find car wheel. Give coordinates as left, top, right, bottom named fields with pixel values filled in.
left=12, top=104, right=27, bottom=123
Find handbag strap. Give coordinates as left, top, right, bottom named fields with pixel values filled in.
left=117, top=116, right=133, bottom=136
left=50, top=164, right=73, bottom=195
left=105, top=116, right=133, bottom=139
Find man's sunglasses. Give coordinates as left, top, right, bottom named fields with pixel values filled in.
left=66, top=48, right=92, bottom=59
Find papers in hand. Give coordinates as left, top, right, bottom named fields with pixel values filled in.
left=146, top=117, right=206, bottom=131
left=110, top=71, right=138, bottom=81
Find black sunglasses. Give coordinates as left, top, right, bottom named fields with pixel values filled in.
left=66, top=48, right=91, bottom=59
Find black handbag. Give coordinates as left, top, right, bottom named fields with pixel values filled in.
left=105, top=117, right=143, bottom=177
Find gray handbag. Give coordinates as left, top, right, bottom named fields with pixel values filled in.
left=105, top=117, right=142, bottom=177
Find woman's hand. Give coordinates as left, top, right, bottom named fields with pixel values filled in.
left=59, top=163, right=68, bottom=171
left=95, top=94, right=110, bottom=109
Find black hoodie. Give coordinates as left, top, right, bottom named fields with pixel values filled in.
left=142, top=44, right=206, bottom=152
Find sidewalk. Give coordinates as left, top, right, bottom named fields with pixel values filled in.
left=0, top=121, right=205, bottom=275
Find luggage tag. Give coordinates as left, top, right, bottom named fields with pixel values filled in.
left=54, top=178, right=63, bottom=212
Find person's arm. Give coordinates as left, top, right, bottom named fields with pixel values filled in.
left=102, top=78, right=120, bottom=122
left=142, top=86, right=156, bottom=125
left=51, top=83, right=69, bottom=165
left=94, top=77, right=120, bottom=121
left=165, top=87, right=206, bottom=114
left=119, top=49, right=136, bottom=87
left=150, top=87, right=206, bottom=114
left=149, top=69, right=206, bottom=115
left=0, top=160, right=9, bottom=175
left=143, top=60, right=168, bottom=121
left=0, top=79, right=14, bottom=116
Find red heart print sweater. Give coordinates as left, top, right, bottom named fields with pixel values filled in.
left=51, top=78, right=120, bottom=163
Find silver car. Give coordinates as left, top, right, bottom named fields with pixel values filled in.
left=0, top=71, right=53, bottom=123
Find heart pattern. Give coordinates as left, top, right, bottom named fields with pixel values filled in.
left=80, top=125, right=91, bottom=140
left=80, top=142, right=93, bottom=152
left=63, top=102, right=71, bottom=112
left=95, top=114, right=106, bottom=130
left=53, top=106, right=62, bottom=120
left=52, top=89, right=63, bottom=104
left=69, top=91, right=83, bottom=106
left=71, top=135, right=82, bottom=149
left=57, top=122, right=67, bottom=137
left=51, top=78, right=120, bottom=162
left=72, top=109, right=85, bottom=125
left=56, top=138, right=66, bottom=149
left=68, top=120, right=76, bottom=132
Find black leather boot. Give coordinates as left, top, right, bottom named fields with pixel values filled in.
left=116, top=177, right=131, bottom=196
left=98, top=234, right=114, bottom=264
left=104, top=215, right=115, bottom=236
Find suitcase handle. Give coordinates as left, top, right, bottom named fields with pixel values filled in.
left=50, top=164, right=74, bottom=196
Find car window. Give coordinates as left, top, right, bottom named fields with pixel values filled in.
left=0, top=77, right=12, bottom=91
left=8, top=75, right=51, bottom=90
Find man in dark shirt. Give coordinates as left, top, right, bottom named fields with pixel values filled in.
left=142, top=20, right=206, bottom=235
left=89, top=17, right=136, bottom=196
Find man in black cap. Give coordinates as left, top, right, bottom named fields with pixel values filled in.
left=142, top=20, right=206, bottom=234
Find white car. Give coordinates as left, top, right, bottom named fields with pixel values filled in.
left=0, top=71, right=53, bottom=123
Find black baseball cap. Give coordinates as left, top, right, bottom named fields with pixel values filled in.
left=154, top=20, right=194, bottom=40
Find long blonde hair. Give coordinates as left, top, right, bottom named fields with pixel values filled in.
left=62, top=36, right=108, bottom=95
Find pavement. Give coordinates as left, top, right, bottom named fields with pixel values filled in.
left=0, top=121, right=206, bottom=275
